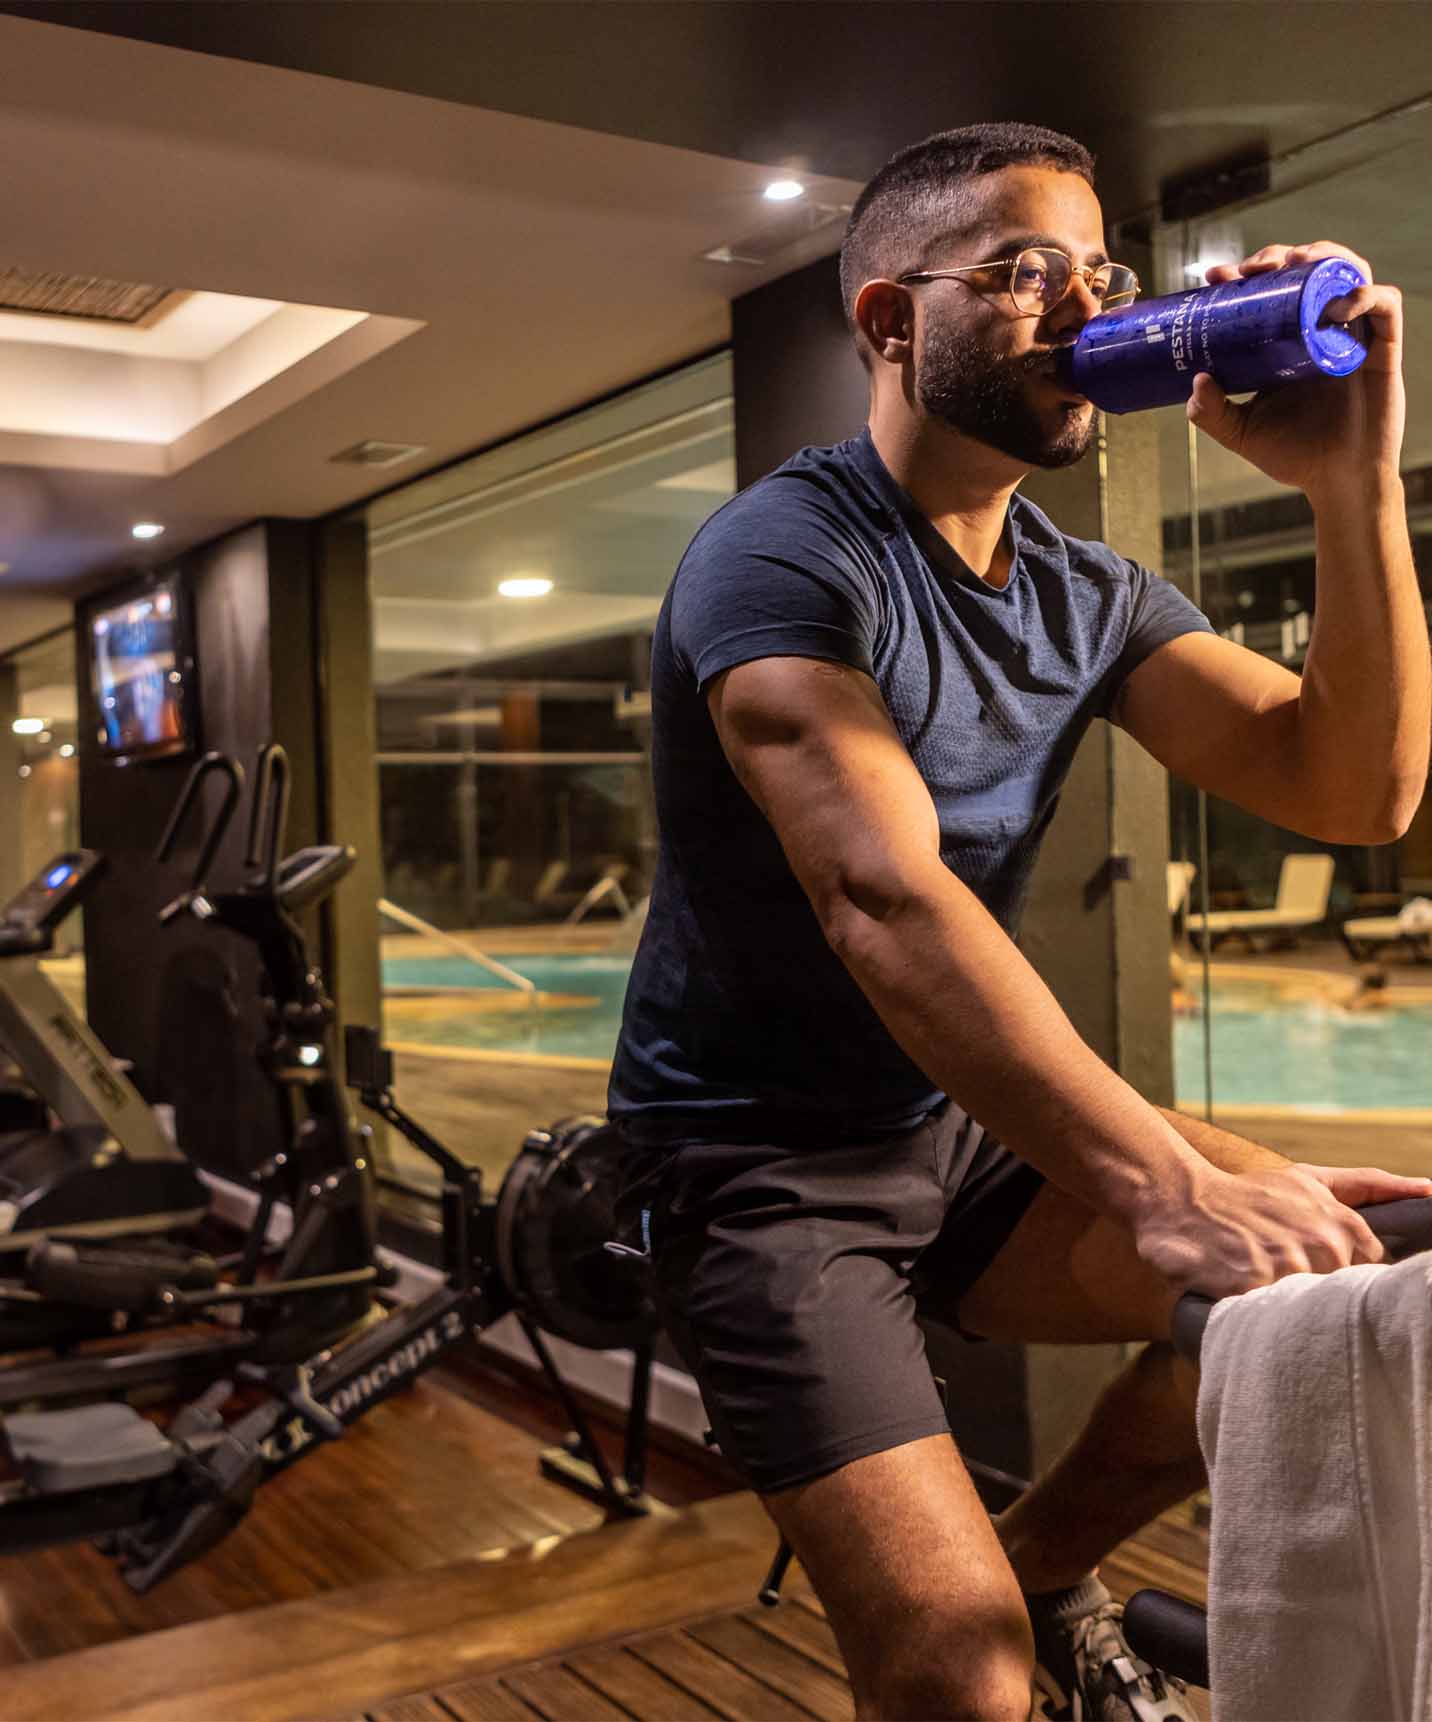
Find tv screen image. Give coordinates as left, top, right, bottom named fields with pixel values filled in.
left=90, top=582, right=194, bottom=761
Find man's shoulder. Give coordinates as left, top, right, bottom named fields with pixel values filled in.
left=686, top=437, right=887, bottom=558
left=1011, top=492, right=1140, bottom=587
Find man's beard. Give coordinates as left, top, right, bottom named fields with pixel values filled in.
left=915, top=322, right=1095, bottom=469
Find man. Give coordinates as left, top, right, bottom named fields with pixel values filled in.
left=609, top=122, right=1431, bottom=1719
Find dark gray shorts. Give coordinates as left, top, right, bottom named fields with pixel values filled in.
left=617, top=1101, right=1045, bottom=1495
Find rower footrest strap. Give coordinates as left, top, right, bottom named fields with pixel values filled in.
left=3, top=1402, right=177, bottom=1494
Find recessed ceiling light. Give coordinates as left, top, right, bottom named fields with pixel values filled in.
left=59, top=744, right=75, bottom=759
left=37, top=731, right=52, bottom=745
left=498, top=576, right=553, bottom=599
left=12, top=718, right=45, bottom=735
left=764, top=179, right=805, bottom=202
left=131, top=522, right=165, bottom=541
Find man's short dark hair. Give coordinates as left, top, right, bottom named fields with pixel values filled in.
left=838, top=123, right=1096, bottom=357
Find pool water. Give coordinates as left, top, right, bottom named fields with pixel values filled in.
left=382, top=957, right=1432, bottom=1110
left=382, top=953, right=631, bottom=1060
left=1174, top=981, right=1432, bottom=1111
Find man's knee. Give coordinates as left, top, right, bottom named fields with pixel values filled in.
left=860, top=1596, right=1035, bottom=1721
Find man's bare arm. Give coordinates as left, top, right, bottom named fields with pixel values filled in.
left=708, top=653, right=1382, bottom=1296
left=1160, top=1107, right=1288, bottom=1175
left=1114, top=244, right=1428, bottom=845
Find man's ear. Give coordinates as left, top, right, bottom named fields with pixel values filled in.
left=854, top=279, right=915, bottom=365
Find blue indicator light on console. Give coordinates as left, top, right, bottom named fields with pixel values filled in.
left=44, top=864, right=72, bottom=890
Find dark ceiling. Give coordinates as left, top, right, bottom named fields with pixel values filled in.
left=4, top=1, right=1430, bottom=223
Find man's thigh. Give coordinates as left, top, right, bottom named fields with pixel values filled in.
left=947, top=1177, right=1181, bottom=1345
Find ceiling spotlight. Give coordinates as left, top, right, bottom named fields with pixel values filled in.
left=59, top=744, right=75, bottom=759
left=17, top=765, right=30, bottom=780
left=37, top=731, right=51, bottom=745
left=497, top=576, right=553, bottom=599
left=764, top=179, right=805, bottom=202
left=11, top=718, right=45, bottom=736
left=131, top=522, right=165, bottom=541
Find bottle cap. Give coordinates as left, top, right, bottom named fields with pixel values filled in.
left=1301, top=258, right=1370, bottom=377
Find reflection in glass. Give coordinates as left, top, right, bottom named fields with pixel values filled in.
left=363, top=357, right=734, bottom=1194
left=1135, top=100, right=1432, bottom=1171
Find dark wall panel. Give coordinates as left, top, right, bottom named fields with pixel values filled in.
left=731, top=254, right=865, bottom=488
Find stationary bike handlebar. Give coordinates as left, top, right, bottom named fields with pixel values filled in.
left=1171, top=1197, right=1432, bottom=1363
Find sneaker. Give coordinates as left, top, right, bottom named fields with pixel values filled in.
left=1029, top=1577, right=1199, bottom=1721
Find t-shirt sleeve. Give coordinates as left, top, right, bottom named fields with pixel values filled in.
left=669, top=483, right=883, bottom=692
left=1100, top=563, right=1215, bottom=715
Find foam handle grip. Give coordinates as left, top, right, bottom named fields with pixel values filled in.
left=1121, top=1588, right=1210, bottom=1691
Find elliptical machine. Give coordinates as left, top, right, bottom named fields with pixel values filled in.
left=0, top=850, right=208, bottom=1254
left=0, top=745, right=384, bottom=1388
left=0, top=750, right=659, bottom=1590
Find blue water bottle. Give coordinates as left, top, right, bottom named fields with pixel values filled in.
left=1055, top=259, right=1370, bottom=414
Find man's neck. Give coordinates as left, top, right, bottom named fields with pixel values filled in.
left=868, top=408, right=1026, bottom=589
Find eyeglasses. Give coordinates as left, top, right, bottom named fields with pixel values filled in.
left=897, top=247, right=1140, bottom=318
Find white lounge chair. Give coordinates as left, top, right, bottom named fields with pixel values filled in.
left=1342, top=898, right=1432, bottom=963
left=1186, top=853, right=1335, bottom=953
left=1168, top=861, right=1197, bottom=917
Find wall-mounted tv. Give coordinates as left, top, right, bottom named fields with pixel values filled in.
left=88, top=576, right=199, bottom=764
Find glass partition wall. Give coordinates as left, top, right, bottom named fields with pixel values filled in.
left=8, top=631, right=81, bottom=888
left=1130, top=101, right=1432, bottom=1158
left=362, top=355, right=734, bottom=1193
left=0, top=631, right=83, bottom=1024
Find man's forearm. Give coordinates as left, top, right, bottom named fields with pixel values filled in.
left=1160, top=1107, right=1289, bottom=1175
left=1298, top=475, right=1430, bottom=840
left=826, top=871, right=1211, bottom=1222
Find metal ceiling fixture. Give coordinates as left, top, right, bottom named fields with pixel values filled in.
left=700, top=199, right=852, bottom=268
left=329, top=440, right=428, bottom=469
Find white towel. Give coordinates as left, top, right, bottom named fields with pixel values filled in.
left=1197, top=1254, right=1432, bottom=1720
left=1398, top=898, right=1432, bottom=933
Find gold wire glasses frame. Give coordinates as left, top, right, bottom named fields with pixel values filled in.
left=897, top=247, right=1141, bottom=318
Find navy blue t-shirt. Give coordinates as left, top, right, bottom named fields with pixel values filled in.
left=608, top=427, right=1211, bottom=1146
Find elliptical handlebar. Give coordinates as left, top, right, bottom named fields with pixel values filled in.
left=244, top=744, right=291, bottom=890
left=1171, top=1196, right=1432, bottom=1363
left=154, top=752, right=246, bottom=916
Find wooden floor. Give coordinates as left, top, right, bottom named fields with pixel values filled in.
left=0, top=1350, right=725, bottom=1666
left=6, top=1481, right=1210, bottom=1722
left=318, top=1500, right=1212, bottom=1722
left=3, top=1355, right=1212, bottom=1722
left=337, top=1590, right=855, bottom=1722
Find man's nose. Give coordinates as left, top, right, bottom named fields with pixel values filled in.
left=1043, top=273, right=1103, bottom=339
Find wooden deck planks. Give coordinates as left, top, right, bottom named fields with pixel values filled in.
left=687, top=1613, right=856, bottom=1721
left=500, top=1662, right=635, bottom=1720
left=562, top=1644, right=726, bottom=1719
left=631, top=1627, right=818, bottom=1719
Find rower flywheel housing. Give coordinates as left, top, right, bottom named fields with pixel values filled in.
left=494, top=1117, right=658, bottom=1352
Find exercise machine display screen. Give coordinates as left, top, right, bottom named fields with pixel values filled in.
left=2, top=851, right=106, bottom=935
left=89, top=578, right=196, bottom=763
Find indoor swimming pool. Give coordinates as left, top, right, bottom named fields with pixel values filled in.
left=1173, top=979, right=1432, bottom=1112
left=382, top=954, right=1432, bottom=1112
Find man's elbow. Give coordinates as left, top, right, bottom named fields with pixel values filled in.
left=811, top=861, right=938, bottom=958
left=1316, top=777, right=1425, bottom=845
left=1369, top=782, right=1425, bottom=844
